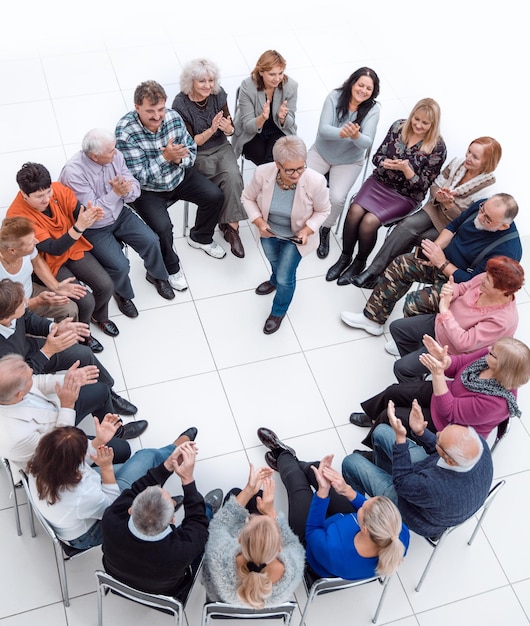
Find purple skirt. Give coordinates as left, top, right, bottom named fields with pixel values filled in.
left=354, top=176, right=419, bottom=224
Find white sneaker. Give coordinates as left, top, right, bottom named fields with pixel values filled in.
left=187, top=237, right=226, bottom=259
left=340, top=311, right=384, bottom=336
left=169, top=270, right=188, bottom=291
left=385, top=338, right=400, bottom=356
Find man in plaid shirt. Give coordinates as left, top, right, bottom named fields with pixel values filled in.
left=116, top=81, right=226, bottom=288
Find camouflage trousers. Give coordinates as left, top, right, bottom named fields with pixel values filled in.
left=364, top=253, right=448, bottom=324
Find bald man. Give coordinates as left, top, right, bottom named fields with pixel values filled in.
left=341, top=400, right=493, bottom=538
left=0, top=354, right=134, bottom=471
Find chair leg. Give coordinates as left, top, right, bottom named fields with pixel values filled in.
left=299, top=584, right=318, bottom=626
left=372, top=578, right=391, bottom=624
left=96, top=581, right=104, bottom=626
left=182, top=201, right=189, bottom=237
left=55, top=545, right=71, bottom=607
left=415, top=534, right=448, bottom=592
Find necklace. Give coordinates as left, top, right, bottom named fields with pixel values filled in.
left=191, top=96, right=209, bottom=109
left=276, top=170, right=297, bottom=190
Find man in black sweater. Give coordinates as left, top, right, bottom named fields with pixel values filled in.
left=101, top=441, right=221, bottom=596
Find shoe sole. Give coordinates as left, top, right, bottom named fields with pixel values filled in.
left=188, top=238, right=226, bottom=259
left=340, top=315, right=384, bottom=336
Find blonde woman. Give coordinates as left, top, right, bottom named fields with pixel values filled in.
left=258, top=428, right=409, bottom=580
left=327, top=98, right=447, bottom=284
left=202, top=465, right=304, bottom=608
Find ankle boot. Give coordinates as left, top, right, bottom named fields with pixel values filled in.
left=317, top=227, right=331, bottom=259
left=223, top=224, right=245, bottom=258
left=337, top=257, right=366, bottom=285
left=326, top=253, right=352, bottom=281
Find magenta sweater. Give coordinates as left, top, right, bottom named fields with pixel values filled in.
left=430, top=348, right=515, bottom=437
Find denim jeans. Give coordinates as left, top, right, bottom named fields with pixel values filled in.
left=342, top=424, right=428, bottom=505
left=84, top=206, right=169, bottom=299
left=260, top=237, right=302, bottom=316
left=113, top=444, right=176, bottom=492
left=67, top=520, right=103, bottom=550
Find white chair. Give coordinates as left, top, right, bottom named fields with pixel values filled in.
left=1, top=457, right=35, bottom=537
left=415, top=479, right=506, bottom=592
left=96, top=565, right=201, bottom=626
left=202, top=599, right=296, bottom=625
left=299, top=565, right=391, bottom=625
left=19, top=470, right=98, bottom=607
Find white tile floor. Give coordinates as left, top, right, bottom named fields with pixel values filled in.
left=1, top=2, right=529, bottom=624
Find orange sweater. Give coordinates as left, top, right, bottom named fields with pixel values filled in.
left=7, top=182, right=92, bottom=276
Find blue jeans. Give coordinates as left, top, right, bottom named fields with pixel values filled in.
left=67, top=520, right=103, bottom=550
left=341, top=424, right=428, bottom=505
left=113, top=444, right=176, bottom=492
left=260, top=237, right=302, bottom=316
left=84, top=206, right=169, bottom=299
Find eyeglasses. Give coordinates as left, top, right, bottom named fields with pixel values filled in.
left=435, top=434, right=457, bottom=464
left=478, top=202, right=502, bottom=226
left=279, top=163, right=307, bottom=176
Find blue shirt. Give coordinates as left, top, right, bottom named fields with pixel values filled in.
left=305, top=492, right=410, bottom=579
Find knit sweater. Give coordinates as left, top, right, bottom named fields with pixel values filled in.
left=392, top=431, right=493, bottom=537
left=102, top=463, right=209, bottom=596
left=202, top=496, right=305, bottom=606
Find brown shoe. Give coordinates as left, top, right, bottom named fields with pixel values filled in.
left=255, top=281, right=276, bottom=295
left=263, top=314, right=285, bottom=334
left=222, top=224, right=245, bottom=258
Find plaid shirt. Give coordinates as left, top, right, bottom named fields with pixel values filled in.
left=115, top=108, right=197, bottom=192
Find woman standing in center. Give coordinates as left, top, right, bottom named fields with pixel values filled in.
left=326, top=98, right=446, bottom=285
left=306, top=67, right=381, bottom=259
left=172, top=58, right=248, bottom=258
left=242, top=136, right=330, bottom=335
left=232, top=50, right=298, bottom=166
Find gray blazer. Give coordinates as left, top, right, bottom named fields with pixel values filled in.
left=232, top=76, right=298, bottom=158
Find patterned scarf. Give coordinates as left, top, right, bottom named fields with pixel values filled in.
left=460, top=357, right=521, bottom=419
left=434, top=157, right=496, bottom=198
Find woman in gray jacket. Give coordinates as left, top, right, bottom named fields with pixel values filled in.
left=232, top=50, right=298, bottom=165
left=202, top=464, right=305, bottom=608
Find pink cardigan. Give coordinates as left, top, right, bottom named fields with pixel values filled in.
left=431, top=348, right=515, bottom=437
left=435, top=273, right=518, bottom=354
left=242, top=163, right=331, bottom=257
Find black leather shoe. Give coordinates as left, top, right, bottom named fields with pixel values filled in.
left=222, top=224, right=245, bottom=258
left=83, top=335, right=104, bottom=353
left=352, top=268, right=379, bottom=289
left=179, top=427, right=198, bottom=442
left=146, top=273, right=176, bottom=300
left=354, top=449, right=375, bottom=463
left=120, top=419, right=148, bottom=440
left=255, top=281, right=276, bottom=295
left=111, top=391, right=138, bottom=415
left=91, top=318, right=120, bottom=337
left=204, top=488, right=224, bottom=515
left=326, top=254, right=352, bottom=281
left=263, top=314, right=284, bottom=334
left=337, top=258, right=366, bottom=286
left=265, top=450, right=279, bottom=471
left=257, top=427, right=296, bottom=456
left=114, top=293, right=139, bottom=318
left=317, top=226, right=331, bottom=259
left=349, top=412, right=373, bottom=427
left=173, top=495, right=184, bottom=511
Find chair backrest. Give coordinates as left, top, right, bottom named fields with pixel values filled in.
left=490, top=417, right=511, bottom=453
left=415, top=479, right=506, bottom=592
left=300, top=565, right=390, bottom=625
left=95, top=570, right=187, bottom=626
left=202, top=600, right=296, bottom=625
